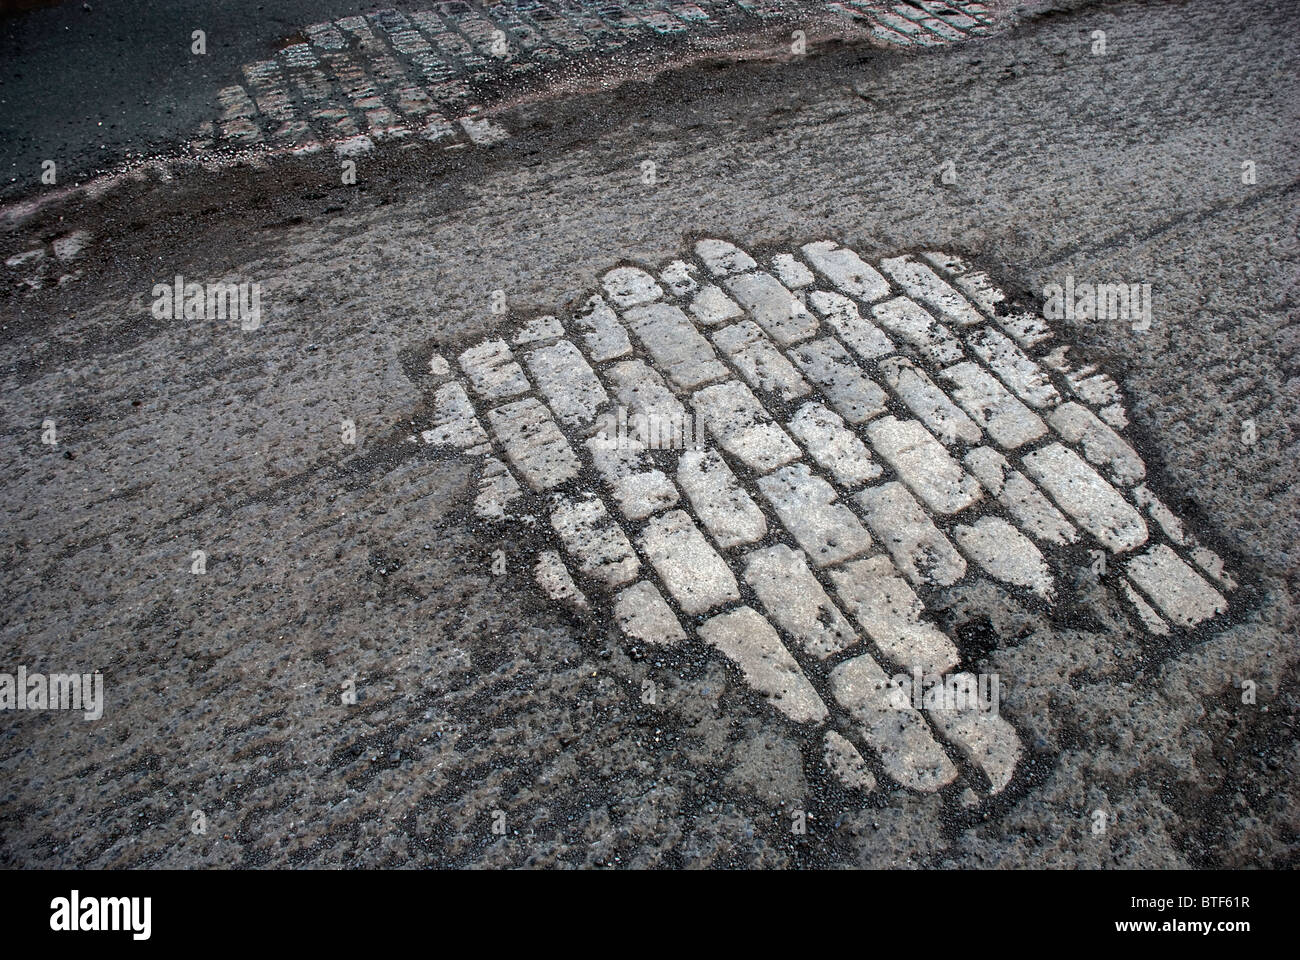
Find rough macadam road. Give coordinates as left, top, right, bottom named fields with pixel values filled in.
left=0, top=0, right=1297, bottom=868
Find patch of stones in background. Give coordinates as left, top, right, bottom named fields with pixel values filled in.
left=0, top=1, right=1005, bottom=230
left=193, top=1, right=1003, bottom=157
left=2, top=231, right=93, bottom=295
left=418, top=236, right=1239, bottom=802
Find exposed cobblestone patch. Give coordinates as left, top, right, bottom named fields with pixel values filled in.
left=419, top=236, right=1240, bottom=802
left=190, top=2, right=1008, bottom=158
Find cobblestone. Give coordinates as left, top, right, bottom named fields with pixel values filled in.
left=698, top=607, right=829, bottom=724
left=524, top=339, right=609, bottom=430
left=809, top=290, right=894, bottom=361
left=963, top=447, right=1077, bottom=546
left=623, top=302, right=730, bottom=391
left=757, top=463, right=873, bottom=568
left=614, top=581, right=686, bottom=646
left=829, top=655, right=958, bottom=792
left=550, top=495, right=641, bottom=588
left=786, top=402, right=881, bottom=487
left=640, top=509, right=740, bottom=615
left=459, top=338, right=530, bottom=400
left=1125, top=544, right=1228, bottom=627
left=711, top=321, right=812, bottom=402
left=743, top=544, right=858, bottom=659
left=940, top=361, right=1047, bottom=450
left=801, top=240, right=890, bottom=303
left=879, top=356, right=981, bottom=445
left=953, top=516, right=1054, bottom=597
left=856, top=481, right=967, bottom=586
left=880, top=255, right=984, bottom=327
left=677, top=450, right=768, bottom=548
left=724, top=271, right=820, bottom=347
left=573, top=295, right=633, bottom=363
left=827, top=555, right=958, bottom=674
left=865, top=416, right=982, bottom=514
left=1022, top=443, right=1147, bottom=553
left=487, top=398, right=582, bottom=491
left=419, top=237, right=1238, bottom=804
left=691, top=380, right=801, bottom=473
left=788, top=337, right=889, bottom=424
left=871, top=296, right=964, bottom=366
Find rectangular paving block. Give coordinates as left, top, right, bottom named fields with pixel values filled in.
left=996, top=311, right=1054, bottom=350
left=828, top=555, right=959, bottom=675
left=963, top=447, right=1077, bottom=546
left=585, top=435, right=680, bottom=521
left=879, top=255, right=984, bottom=326
left=1132, top=484, right=1187, bottom=545
left=659, top=259, right=700, bottom=297
left=622, top=302, right=729, bottom=392
left=487, top=398, right=582, bottom=491
left=614, top=581, right=686, bottom=646
left=459, top=338, right=531, bottom=400
left=800, top=239, right=891, bottom=303
left=423, top=381, right=490, bottom=449
left=965, top=327, right=1061, bottom=409
left=602, top=359, right=688, bottom=438
left=1065, top=365, right=1123, bottom=408
left=952, top=516, right=1054, bottom=597
left=823, top=731, right=876, bottom=792
left=787, top=337, right=889, bottom=424
left=711, top=321, right=811, bottom=402
left=772, top=253, right=814, bottom=289
left=1047, top=402, right=1145, bottom=486
left=870, top=296, right=964, bottom=366
left=920, top=16, right=967, bottom=40
left=921, top=251, right=972, bottom=275
left=512, top=314, right=565, bottom=345
left=855, top=481, right=967, bottom=587
left=639, top=509, right=740, bottom=615
left=534, top=550, right=588, bottom=610
left=688, top=284, right=745, bottom=326
left=1125, top=544, right=1227, bottom=627
left=808, top=290, right=894, bottom=361
left=602, top=266, right=664, bottom=309
left=1190, top=545, right=1237, bottom=591
left=952, top=269, right=1005, bottom=317
left=925, top=676, right=1023, bottom=794
left=879, top=356, right=981, bottom=444
left=828, top=654, right=958, bottom=792
left=550, top=495, right=640, bottom=588
left=941, top=361, right=1047, bottom=450
left=723, top=271, right=820, bottom=346
left=473, top=456, right=522, bottom=520
left=696, top=238, right=757, bottom=277
left=698, top=607, right=828, bottom=724
left=865, top=416, right=982, bottom=514
left=523, top=339, right=609, bottom=429
left=690, top=381, right=801, bottom=474
left=786, top=402, right=881, bottom=487
left=743, top=544, right=858, bottom=659
left=676, top=450, right=768, bottom=549
left=572, top=294, right=632, bottom=362
left=1123, top=578, right=1170, bottom=635
left=1021, top=443, right=1147, bottom=553
left=874, top=7, right=929, bottom=35
left=756, top=463, right=872, bottom=568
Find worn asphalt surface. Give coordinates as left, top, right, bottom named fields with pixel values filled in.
left=0, top=0, right=1297, bottom=867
